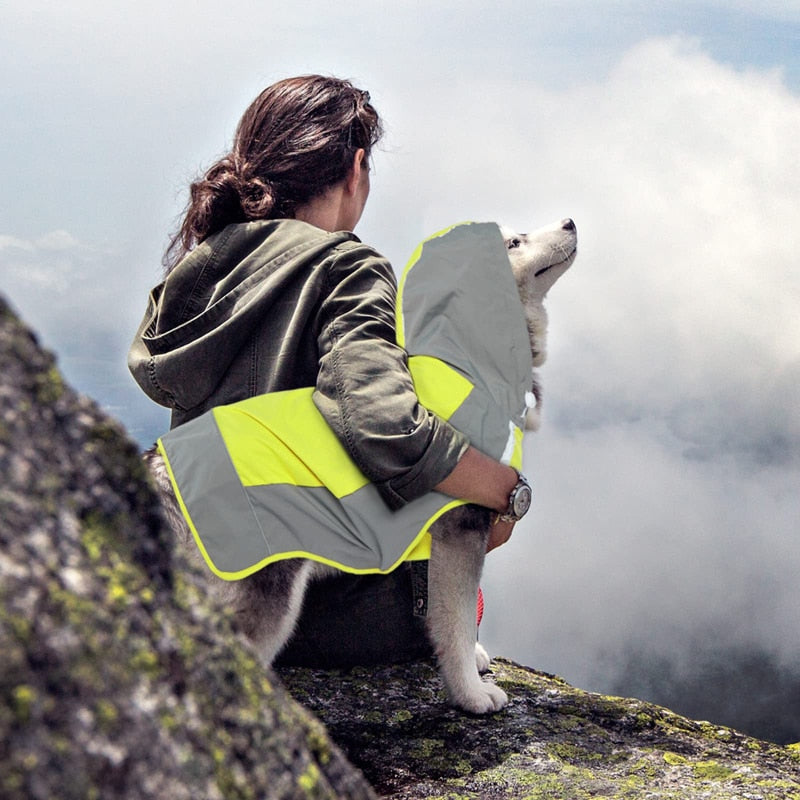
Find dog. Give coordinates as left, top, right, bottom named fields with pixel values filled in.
left=145, top=217, right=577, bottom=714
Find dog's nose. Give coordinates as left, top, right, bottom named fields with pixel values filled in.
left=561, top=218, right=575, bottom=231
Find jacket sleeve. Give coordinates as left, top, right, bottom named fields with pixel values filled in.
left=312, top=241, right=470, bottom=510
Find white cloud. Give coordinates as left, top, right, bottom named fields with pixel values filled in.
left=474, top=37, right=800, bottom=691
left=483, top=421, right=800, bottom=687
left=0, top=235, right=34, bottom=251
left=2, top=230, right=92, bottom=297
left=36, top=230, right=81, bottom=250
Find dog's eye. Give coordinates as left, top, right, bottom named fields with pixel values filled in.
left=507, top=238, right=521, bottom=250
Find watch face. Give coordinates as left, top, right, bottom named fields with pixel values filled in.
left=513, top=484, right=532, bottom=518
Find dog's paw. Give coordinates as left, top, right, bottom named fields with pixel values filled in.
left=475, top=642, right=492, bottom=673
left=453, top=680, right=508, bottom=715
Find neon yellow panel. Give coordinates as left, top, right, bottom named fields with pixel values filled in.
left=408, top=355, right=473, bottom=421
left=213, top=388, right=370, bottom=497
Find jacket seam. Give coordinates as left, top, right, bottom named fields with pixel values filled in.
left=322, top=261, right=360, bottom=470
left=147, top=356, right=182, bottom=410
left=248, top=337, right=258, bottom=396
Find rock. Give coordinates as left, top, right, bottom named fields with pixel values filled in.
left=280, top=659, right=800, bottom=799
left=3, top=291, right=799, bottom=800
left=0, top=296, right=375, bottom=800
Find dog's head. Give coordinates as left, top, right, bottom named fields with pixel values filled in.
left=500, top=218, right=577, bottom=366
left=500, top=218, right=577, bottom=428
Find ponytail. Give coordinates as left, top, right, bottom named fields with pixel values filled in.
left=164, top=76, right=382, bottom=271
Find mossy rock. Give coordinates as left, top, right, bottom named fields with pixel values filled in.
left=0, top=295, right=374, bottom=800
left=279, top=658, right=800, bottom=798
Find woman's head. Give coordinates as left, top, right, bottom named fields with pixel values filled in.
left=167, top=75, right=382, bottom=267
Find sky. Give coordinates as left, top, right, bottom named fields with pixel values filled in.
left=2, top=1, right=799, bottom=741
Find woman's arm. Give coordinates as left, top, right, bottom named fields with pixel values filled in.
left=435, top=446, right=519, bottom=552
left=313, top=243, right=470, bottom=508
left=434, top=445, right=518, bottom=512
left=314, top=242, right=521, bottom=552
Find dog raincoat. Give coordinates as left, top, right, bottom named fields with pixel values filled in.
left=158, top=222, right=533, bottom=580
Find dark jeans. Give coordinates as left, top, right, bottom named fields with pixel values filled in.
left=275, top=562, right=434, bottom=668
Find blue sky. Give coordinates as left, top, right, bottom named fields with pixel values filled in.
left=2, top=1, right=799, bottom=735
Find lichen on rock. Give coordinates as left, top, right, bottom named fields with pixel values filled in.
left=280, top=658, right=800, bottom=798
left=0, top=296, right=374, bottom=800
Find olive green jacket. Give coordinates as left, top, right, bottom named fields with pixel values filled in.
left=128, top=219, right=469, bottom=510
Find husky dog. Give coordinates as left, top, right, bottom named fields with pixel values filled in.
left=146, top=218, right=577, bottom=715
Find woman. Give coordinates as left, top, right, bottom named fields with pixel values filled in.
left=129, top=75, right=519, bottom=666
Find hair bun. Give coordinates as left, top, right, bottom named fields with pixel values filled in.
left=239, top=174, right=276, bottom=219
left=187, top=158, right=278, bottom=237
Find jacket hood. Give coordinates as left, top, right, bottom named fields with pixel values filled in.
left=127, top=219, right=356, bottom=410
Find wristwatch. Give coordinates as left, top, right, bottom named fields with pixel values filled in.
left=498, top=472, right=532, bottom=522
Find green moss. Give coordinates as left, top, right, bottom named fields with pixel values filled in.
left=297, top=762, right=321, bottom=793
left=692, top=760, right=738, bottom=781
left=80, top=520, right=107, bottom=563
left=91, top=420, right=119, bottom=440
left=1, top=772, right=24, bottom=794
left=629, top=756, right=658, bottom=779
left=139, top=586, right=155, bottom=604
left=509, top=769, right=593, bottom=799
left=410, top=738, right=445, bottom=759
left=756, top=778, right=800, bottom=793
left=159, top=710, right=179, bottom=732
left=95, top=698, right=118, bottom=730
left=305, top=722, right=332, bottom=766
left=555, top=714, right=584, bottom=731
left=79, top=513, right=154, bottom=619
left=662, top=752, right=688, bottom=766
left=746, top=739, right=764, bottom=752
left=106, top=579, right=129, bottom=608
left=11, top=685, right=37, bottom=722
left=425, top=793, right=472, bottom=800
left=6, top=613, right=32, bottom=644
left=34, top=366, right=64, bottom=404
left=547, top=742, right=605, bottom=764
left=129, top=647, right=160, bottom=675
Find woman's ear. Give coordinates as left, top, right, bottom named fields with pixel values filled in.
left=345, top=148, right=367, bottom=195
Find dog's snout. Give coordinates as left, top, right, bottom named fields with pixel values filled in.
left=561, top=218, right=575, bottom=231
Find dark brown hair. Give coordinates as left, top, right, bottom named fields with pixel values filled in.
left=165, top=75, right=382, bottom=270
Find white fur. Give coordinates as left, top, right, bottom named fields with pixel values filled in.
left=146, top=218, right=577, bottom=714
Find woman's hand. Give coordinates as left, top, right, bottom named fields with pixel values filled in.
left=486, top=518, right=515, bottom=552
